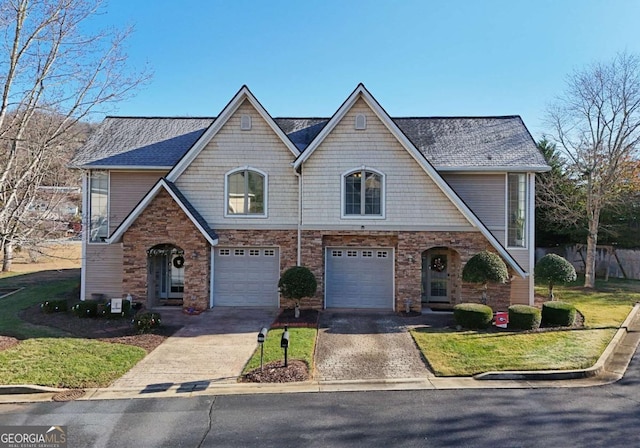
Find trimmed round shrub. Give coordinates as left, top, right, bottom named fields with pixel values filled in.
left=462, top=251, right=509, bottom=285
left=453, top=303, right=494, bottom=329
left=508, top=305, right=541, bottom=330
left=278, top=266, right=317, bottom=306
left=132, top=312, right=162, bottom=333
left=72, top=300, right=99, bottom=318
left=40, top=299, right=69, bottom=314
left=541, top=301, right=576, bottom=327
left=535, top=254, right=577, bottom=300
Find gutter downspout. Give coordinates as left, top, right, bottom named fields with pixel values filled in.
left=295, top=165, right=302, bottom=266
left=80, top=171, right=88, bottom=301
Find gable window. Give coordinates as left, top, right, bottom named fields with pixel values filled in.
left=343, top=168, right=384, bottom=217
left=225, top=168, right=266, bottom=216
left=89, top=171, right=109, bottom=243
left=507, top=173, right=527, bottom=247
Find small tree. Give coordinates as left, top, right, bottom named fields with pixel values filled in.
left=278, top=266, right=317, bottom=318
left=535, top=254, right=577, bottom=300
left=462, top=250, right=509, bottom=304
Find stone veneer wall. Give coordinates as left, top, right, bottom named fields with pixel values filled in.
left=122, top=189, right=210, bottom=311
left=301, top=229, right=512, bottom=311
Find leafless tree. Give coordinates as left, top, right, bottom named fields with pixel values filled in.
left=0, top=0, right=149, bottom=271
left=547, top=52, right=640, bottom=288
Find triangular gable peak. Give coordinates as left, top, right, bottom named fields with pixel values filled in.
left=167, top=86, right=300, bottom=182
left=294, top=83, right=526, bottom=278
left=108, top=178, right=218, bottom=246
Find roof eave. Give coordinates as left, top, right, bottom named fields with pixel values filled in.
left=435, top=165, right=552, bottom=173
left=74, top=164, right=174, bottom=170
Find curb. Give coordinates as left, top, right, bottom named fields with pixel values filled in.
left=475, top=302, right=640, bottom=381
left=0, top=385, right=64, bottom=395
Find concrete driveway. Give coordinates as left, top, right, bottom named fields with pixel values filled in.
left=315, top=311, right=443, bottom=381
left=109, top=307, right=278, bottom=391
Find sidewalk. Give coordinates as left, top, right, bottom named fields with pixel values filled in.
left=1, top=304, right=639, bottom=403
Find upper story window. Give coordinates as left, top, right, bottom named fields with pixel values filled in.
left=343, top=168, right=384, bottom=217
left=89, top=171, right=109, bottom=243
left=507, top=173, right=527, bottom=247
left=225, top=168, right=266, bottom=217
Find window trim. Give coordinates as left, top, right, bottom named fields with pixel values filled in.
left=88, top=170, right=110, bottom=244
left=505, top=172, right=528, bottom=249
left=340, top=167, right=386, bottom=219
left=224, top=166, right=268, bottom=218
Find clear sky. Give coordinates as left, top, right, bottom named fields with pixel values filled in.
left=91, top=0, right=640, bottom=140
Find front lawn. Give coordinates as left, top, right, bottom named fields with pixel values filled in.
left=411, top=281, right=640, bottom=376
left=242, top=327, right=317, bottom=374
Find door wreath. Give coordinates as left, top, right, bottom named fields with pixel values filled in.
left=173, top=256, right=185, bottom=269
left=430, top=256, right=446, bottom=272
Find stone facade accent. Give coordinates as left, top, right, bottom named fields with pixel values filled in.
left=301, top=229, right=512, bottom=312
left=122, top=189, right=210, bottom=311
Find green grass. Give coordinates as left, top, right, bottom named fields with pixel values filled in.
left=243, top=327, right=317, bottom=374
left=412, top=280, right=640, bottom=376
left=0, top=279, right=77, bottom=339
left=0, top=338, right=146, bottom=388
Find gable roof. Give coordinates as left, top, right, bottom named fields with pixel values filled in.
left=293, top=83, right=528, bottom=277
left=70, top=117, right=214, bottom=169
left=166, top=86, right=300, bottom=181
left=108, top=178, right=218, bottom=245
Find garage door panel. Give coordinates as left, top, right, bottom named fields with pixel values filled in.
left=326, top=248, right=393, bottom=309
left=213, top=247, right=279, bottom=307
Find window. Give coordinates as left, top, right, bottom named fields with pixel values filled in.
left=332, top=250, right=343, bottom=257
left=507, top=173, right=527, bottom=247
left=377, top=251, right=388, bottom=258
left=234, top=249, right=245, bottom=256
left=249, top=249, right=260, bottom=256
left=347, top=250, right=358, bottom=257
left=226, top=168, right=266, bottom=216
left=89, top=171, right=108, bottom=243
left=362, top=250, right=373, bottom=258
left=219, top=249, right=230, bottom=256
left=343, top=169, right=383, bottom=216
left=264, top=249, right=275, bottom=256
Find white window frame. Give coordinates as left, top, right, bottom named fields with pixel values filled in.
left=340, top=167, right=386, bottom=219
left=505, top=172, right=528, bottom=249
left=224, top=166, right=268, bottom=218
left=88, top=170, right=109, bottom=244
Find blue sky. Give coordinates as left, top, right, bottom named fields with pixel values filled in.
left=92, top=0, right=640, bottom=139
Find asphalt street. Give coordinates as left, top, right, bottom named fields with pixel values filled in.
left=1, top=351, right=639, bottom=447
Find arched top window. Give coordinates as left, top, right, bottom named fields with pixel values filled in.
left=225, top=167, right=267, bottom=217
left=342, top=168, right=384, bottom=217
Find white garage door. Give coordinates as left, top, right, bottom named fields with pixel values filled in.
left=213, top=247, right=279, bottom=307
left=325, top=247, right=394, bottom=309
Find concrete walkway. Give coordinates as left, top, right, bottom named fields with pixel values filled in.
left=109, top=307, right=278, bottom=391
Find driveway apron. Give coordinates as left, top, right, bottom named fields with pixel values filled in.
left=109, top=308, right=278, bottom=390
left=315, top=311, right=434, bottom=381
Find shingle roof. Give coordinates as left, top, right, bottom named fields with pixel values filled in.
left=72, top=115, right=546, bottom=170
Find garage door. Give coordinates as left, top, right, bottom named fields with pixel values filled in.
left=213, top=247, right=279, bottom=307
left=325, top=248, right=394, bottom=309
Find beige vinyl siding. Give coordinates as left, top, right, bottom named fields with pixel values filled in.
left=301, top=97, right=470, bottom=228
left=175, top=100, right=298, bottom=228
left=109, top=171, right=167, bottom=231
left=84, top=243, right=123, bottom=298
left=510, top=276, right=531, bottom=305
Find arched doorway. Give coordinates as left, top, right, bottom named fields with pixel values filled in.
left=422, top=248, right=452, bottom=305
left=147, top=244, right=184, bottom=306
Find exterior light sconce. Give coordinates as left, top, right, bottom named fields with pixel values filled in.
left=192, top=250, right=199, bottom=259
left=408, top=255, right=415, bottom=263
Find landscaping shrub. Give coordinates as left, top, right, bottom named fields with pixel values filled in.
left=535, top=254, right=577, bottom=300
left=508, top=305, right=541, bottom=330
left=278, top=266, right=317, bottom=313
left=101, top=300, right=132, bottom=318
left=71, top=301, right=99, bottom=318
left=40, top=299, right=68, bottom=313
left=462, top=250, right=509, bottom=304
left=132, top=312, right=162, bottom=333
left=542, top=301, right=576, bottom=327
left=453, top=303, right=494, bottom=329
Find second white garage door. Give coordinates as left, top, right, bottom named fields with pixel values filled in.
left=213, top=247, right=279, bottom=307
left=325, top=247, right=394, bottom=309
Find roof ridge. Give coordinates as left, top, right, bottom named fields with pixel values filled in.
left=104, top=116, right=216, bottom=120
left=393, top=115, right=522, bottom=120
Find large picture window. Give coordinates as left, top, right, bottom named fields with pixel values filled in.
left=226, top=168, right=266, bottom=216
left=343, top=169, right=383, bottom=217
left=507, top=173, right=527, bottom=247
left=89, top=171, right=109, bottom=243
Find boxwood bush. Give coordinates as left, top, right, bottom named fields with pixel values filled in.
left=508, top=305, right=541, bottom=330
left=40, top=299, right=68, bottom=314
left=71, top=300, right=99, bottom=318
left=453, top=303, right=494, bottom=329
left=132, top=312, right=162, bottom=334
left=541, top=301, right=576, bottom=327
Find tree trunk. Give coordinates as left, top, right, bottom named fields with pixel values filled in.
left=584, top=216, right=600, bottom=288
left=2, top=241, right=12, bottom=272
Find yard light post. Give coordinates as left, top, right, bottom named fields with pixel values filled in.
left=281, top=325, right=290, bottom=367
left=257, top=327, right=268, bottom=371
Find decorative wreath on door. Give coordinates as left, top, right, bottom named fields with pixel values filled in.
left=173, top=256, right=185, bottom=269
left=430, top=256, right=446, bottom=272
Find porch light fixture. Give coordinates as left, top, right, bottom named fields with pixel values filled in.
left=192, top=250, right=199, bottom=259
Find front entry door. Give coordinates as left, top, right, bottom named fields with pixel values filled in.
left=159, top=253, right=184, bottom=299
left=422, top=250, right=450, bottom=303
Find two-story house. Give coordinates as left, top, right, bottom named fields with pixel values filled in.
left=70, top=84, right=549, bottom=313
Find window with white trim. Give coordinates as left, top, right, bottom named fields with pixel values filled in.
left=219, top=249, right=230, bottom=256
left=226, top=168, right=266, bottom=216
left=507, top=173, right=527, bottom=247
left=332, top=250, right=343, bottom=257
left=264, top=249, right=275, bottom=256
left=89, top=171, right=108, bottom=243
left=362, top=250, right=373, bottom=258
left=344, top=169, right=383, bottom=216
left=234, top=249, right=245, bottom=256
left=347, top=250, right=358, bottom=257
left=377, top=251, right=388, bottom=258
left=249, top=249, right=260, bottom=256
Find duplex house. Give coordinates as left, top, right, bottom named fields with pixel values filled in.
left=71, top=84, right=549, bottom=313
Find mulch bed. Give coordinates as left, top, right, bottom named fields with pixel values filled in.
left=271, top=308, right=319, bottom=328
left=243, top=360, right=309, bottom=383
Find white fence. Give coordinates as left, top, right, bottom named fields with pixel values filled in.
left=536, top=246, right=640, bottom=280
